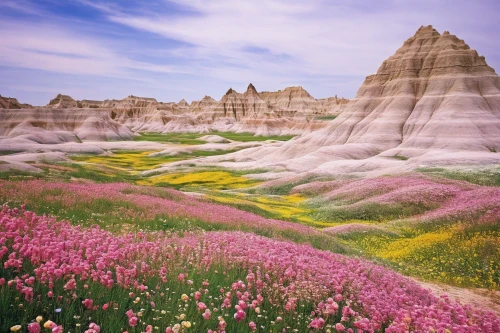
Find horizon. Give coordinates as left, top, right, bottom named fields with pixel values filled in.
left=1, top=0, right=499, bottom=106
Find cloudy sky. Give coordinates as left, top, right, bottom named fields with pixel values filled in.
left=1, top=0, right=499, bottom=105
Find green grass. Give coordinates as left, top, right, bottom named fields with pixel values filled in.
left=418, top=167, right=500, bottom=186
left=0, top=169, right=46, bottom=181
left=0, top=150, right=24, bottom=155
left=212, top=131, right=295, bottom=142
left=334, top=221, right=500, bottom=290
left=134, top=132, right=205, bottom=145
left=252, top=176, right=316, bottom=195
left=312, top=202, right=435, bottom=223
left=314, top=115, right=337, bottom=121
left=0, top=261, right=325, bottom=333
left=134, top=131, right=295, bottom=144
left=389, top=155, right=409, bottom=161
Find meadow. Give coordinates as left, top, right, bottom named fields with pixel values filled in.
left=1, top=206, right=499, bottom=332
left=1, top=133, right=500, bottom=331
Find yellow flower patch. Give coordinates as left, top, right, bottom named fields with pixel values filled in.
left=73, top=151, right=166, bottom=172
left=377, top=230, right=454, bottom=260
left=141, top=171, right=257, bottom=189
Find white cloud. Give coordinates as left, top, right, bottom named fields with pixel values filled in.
left=2, top=0, right=499, bottom=105
left=0, top=20, right=192, bottom=78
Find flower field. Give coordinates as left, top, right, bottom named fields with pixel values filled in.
left=0, top=180, right=325, bottom=242
left=1, top=205, right=499, bottom=332
left=294, top=175, right=500, bottom=223
left=2, top=143, right=500, bottom=331
left=138, top=171, right=259, bottom=190
left=300, top=176, right=500, bottom=290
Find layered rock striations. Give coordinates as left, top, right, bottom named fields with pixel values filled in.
left=0, top=108, right=133, bottom=143
left=261, top=86, right=317, bottom=113
left=307, top=25, right=500, bottom=152
left=189, top=95, right=217, bottom=113
left=317, top=96, right=350, bottom=115
left=0, top=95, right=33, bottom=109
left=212, top=26, right=500, bottom=174
left=47, top=94, right=78, bottom=109
left=2, top=83, right=348, bottom=141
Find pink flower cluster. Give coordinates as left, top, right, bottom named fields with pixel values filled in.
left=295, top=175, right=500, bottom=223
left=1, top=205, right=499, bottom=331
left=0, top=180, right=315, bottom=234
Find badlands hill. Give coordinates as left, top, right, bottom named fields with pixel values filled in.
left=0, top=108, right=133, bottom=144
left=0, top=85, right=348, bottom=144
left=47, top=94, right=79, bottom=109
left=187, top=26, right=500, bottom=176
left=40, top=84, right=347, bottom=117
left=0, top=95, right=33, bottom=109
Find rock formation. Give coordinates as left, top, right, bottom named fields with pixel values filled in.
left=0, top=108, right=133, bottom=143
left=260, top=86, right=317, bottom=113
left=189, top=95, right=217, bottom=113
left=0, top=95, right=32, bottom=109
left=208, top=88, right=248, bottom=120
left=177, top=99, right=190, bottom=108
left=204, top=26, right=500, bottom=175
left=47, top=94, right=78, bottom=109
left=2, top=82, right=349, bottom=142
left=317, top=96, right=350, bottom=115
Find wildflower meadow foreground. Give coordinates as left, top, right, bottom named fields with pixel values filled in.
left=1, top=205, right=499, bottom=332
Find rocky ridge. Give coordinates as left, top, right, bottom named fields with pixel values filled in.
left=0, top=95, right=33, bottom=109
left=186, top=25, right=500, bottom=176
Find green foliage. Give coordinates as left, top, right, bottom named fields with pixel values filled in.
left=134, top=132, right=205, bottom=145
left=418, top=167, right=500, bottom=186
left=134, top=131, right=295, bottom=144
left=314, top=115, right=337, bottom=121
left=312, top=202, right=434, bottom=223
left=390, top=155, right=409, bottom=161
left=254, top=176, right=316, bottom=195
left=212, top=131, right=295, bottom=142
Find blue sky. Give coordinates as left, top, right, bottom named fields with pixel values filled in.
left=1, top=0, right=499, bottom=106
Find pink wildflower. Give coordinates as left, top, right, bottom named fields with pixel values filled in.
left=309, top=318, right=325, bottom=329
left=128, top=317, right=138, bottom=327
left=234, top=310, right=246, bottom=322
left=27, top=323, right=41, bottom=333
left=198, top=302, right=207, bottom=312
left=63, top=279, right=76, bottom=291
left=82, top=299, right=93, bottom=310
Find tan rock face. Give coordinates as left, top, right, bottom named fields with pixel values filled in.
left=0, top=95, right=32, bottom=109
left=208, top=87, right=250, bottom=120
left=47, top=94, right=78, bottom=109
left=316, top=96, right=349, bottom=115
left=261, top=86, right=316, bottom=112
left=177, top=99, right=190, bottom=108
left=309, top=25, right=500, bottom=152
left=216, top=25, right=500, bottom=174
left=189, top=96, right=217, bottom=113
left=12, top=85, right=347, bottom=137
left=0, top=108, right=133, bottom=143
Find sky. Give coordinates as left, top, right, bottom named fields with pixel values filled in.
left=1, top=0, right=499, bottom=106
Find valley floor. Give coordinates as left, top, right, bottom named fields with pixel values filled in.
left=1, top=132, right=499, bottom=332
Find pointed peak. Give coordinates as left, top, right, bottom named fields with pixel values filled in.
left=225, top=88, right=236, bottom=96
left=413, top=25, right=440, bottom=38
left=246, top=83, right=258, bottom=93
